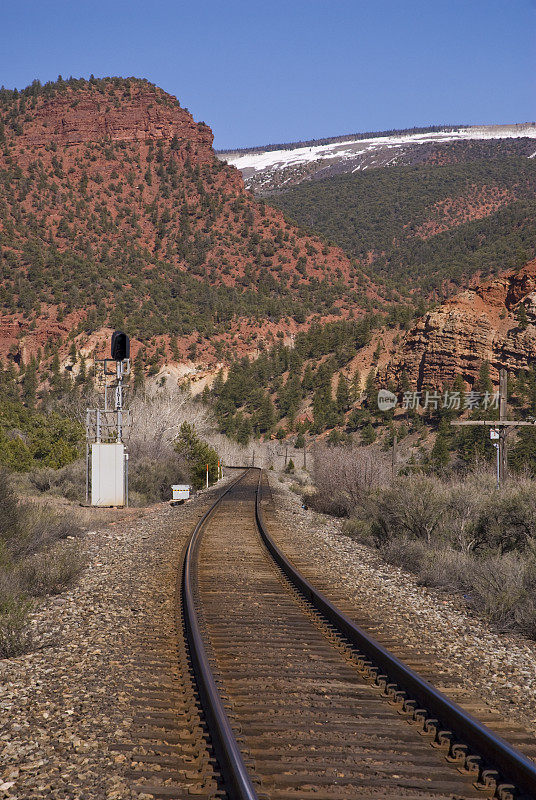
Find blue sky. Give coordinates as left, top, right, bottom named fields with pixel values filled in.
left=1, top=0, right=534, bottom=149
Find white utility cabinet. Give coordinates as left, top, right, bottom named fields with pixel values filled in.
left=172, top=484, right=190, bottom=501
left=91, top=443, right=125, bottom=506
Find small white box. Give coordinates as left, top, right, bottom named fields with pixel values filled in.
left=172, top=484, right=190, bottom=501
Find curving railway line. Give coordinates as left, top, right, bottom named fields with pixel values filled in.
left=171, top=467, right=536, bottom=800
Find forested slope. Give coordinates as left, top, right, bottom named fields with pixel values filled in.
left=0, top=76, right=382, bottom=372
left=272, top=156, right=536, bottom=298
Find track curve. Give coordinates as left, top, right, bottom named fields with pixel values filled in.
left=180, top=468, right=536, bottom=800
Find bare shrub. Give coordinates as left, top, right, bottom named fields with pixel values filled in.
left=417, top=548, right=471, bottom=592
left=129, top=455, right=188, bottom=504
left=129, top=386, right=212, bottom=462
left=514, top=554, right=536, bottom=638
left=382, top=537, right=428, bottom=573
left=127, top=387, right=242, bottom=502
left=0, top=470, right=21, bottom=548
left=442, top=479, right=487, bottom=552
left=471, top=481, right=536, bottom=554
left=28, top=459, right=86, bottom=502
left=0, top=583, right=32, bottom=658
left=202, top=431, right=252, bottom=469
left=308, top=490, right=351, bottom=517
left=0, top=471, right=86, bottom=657
left=311, top=444, right=391, bottom=517
left=16, top=543, right=84, bottom=596
left=324, top=463, right=536, bottom=641
left=341, top=516, right=373, bottom=544
left=11, top=504, right=83, bottom=560
left=371, top=476, right=448, bottom=546
left=27, top=467, right=56, bottom=493
left=468, top=554, right=528, bottom=629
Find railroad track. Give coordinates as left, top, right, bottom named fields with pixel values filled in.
left=148, top=467, right=536, bottom=800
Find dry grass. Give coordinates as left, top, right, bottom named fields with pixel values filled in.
left=318, top=453, right=536, bottom=640
left=0, top=572, right=33, bottom=658
left=0, top=593, right=33, bottom=658
left=16, top=543, right=84, bottom=597
left=0, top=469, right=86, bottom=657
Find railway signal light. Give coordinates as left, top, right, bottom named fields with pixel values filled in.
left=111, top=330, right=130, bottom=361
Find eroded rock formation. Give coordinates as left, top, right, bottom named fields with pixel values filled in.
left=384, top=259, right=536, bottom=387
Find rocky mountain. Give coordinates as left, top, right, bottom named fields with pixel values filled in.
left=382, top=258, right=536, bottom=389
left=219, top=124, right=536, bottom=195
left=3, top=76, right=536, bottom=418
left=0, top=77, right=379, bottom=376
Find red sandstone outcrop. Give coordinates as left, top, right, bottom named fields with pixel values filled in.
left=383, top=259, right=536, bottom=388
left=10, top=85, right=213, bottom=153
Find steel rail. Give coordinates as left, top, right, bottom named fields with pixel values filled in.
left=254, top=469, right=536, bottom=798
left=181, top=468, right=259, bottom=800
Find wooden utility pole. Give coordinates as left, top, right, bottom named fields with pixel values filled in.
left=451, top=368, right=533, bottom=488
left=499, top=368, right=508, bottom=485
left=392, top=433, right=398, bottom=479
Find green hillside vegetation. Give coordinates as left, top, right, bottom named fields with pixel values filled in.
left=0, top=401, right=82, bottom=471
left=0, top=76, right=378, bottom=363
left=211, top=328, right=536, bottom=475
left=272, top=157, right=536, bottom=297
left=209, top=314, right=410, bottom=442
left=0, top=356, right=85, bottom=472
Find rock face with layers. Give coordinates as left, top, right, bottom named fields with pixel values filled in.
left=384, top=259, right=536, bottom=388
left=16, top=88, right=214, bottom=153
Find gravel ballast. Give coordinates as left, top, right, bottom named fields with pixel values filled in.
left=0, top=483, right=228, bottom=800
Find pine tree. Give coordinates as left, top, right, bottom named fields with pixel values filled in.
left=361, top=423, right=376, bottom=445
left=510, top=428, right=536, bottom=475
left=76, top=355, right=87, bottom=386
left=364, top=369, right=376, bottom=409
left=295, top=432, right=305, bottom=449
left=255, top=394, right=275, bottom=434
left=174, top=422, right=219, bottom=488
left=516, top=303, right=529, bottom=331
left=350, top=370, right=360, bottom=401
left=301, top=364, right=314, bottom=392
left=50, top=352, right=63, bottom=396
left=431, top=420, right=450, bottom=469
left=22, top=358, right=38, bottom=406
left=133, top=351, right=145, bottom=392
left=327, top=428, right=344, bottom=446
left=236, top=414, right=252, bottom=446
left=475, top=360, right=492, bottom=395
left=451, top=374, right=466, bottom=415
left=336, top=374, right=350, bottom=414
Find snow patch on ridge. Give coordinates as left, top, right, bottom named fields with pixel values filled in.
left=221, top=125, right=536, bottom=174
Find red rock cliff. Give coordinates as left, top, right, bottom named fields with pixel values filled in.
left=383, top=259, right=536, bottom=388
